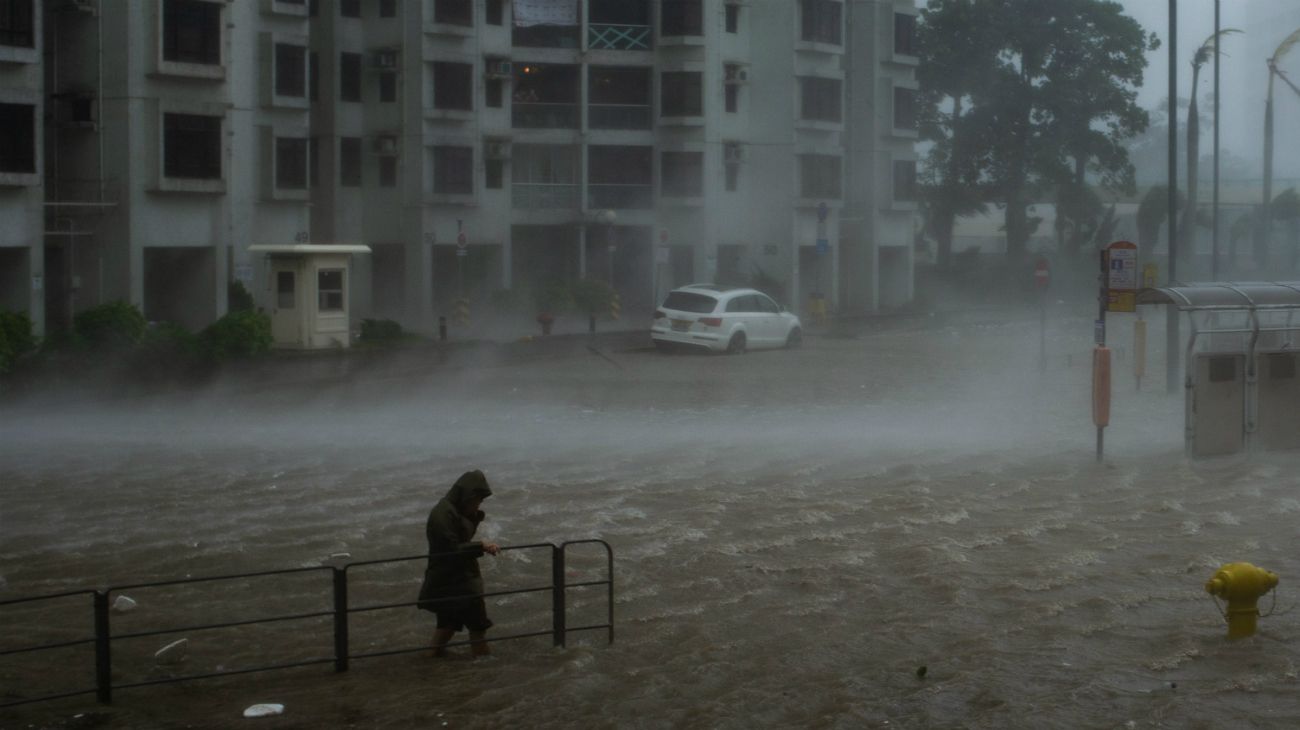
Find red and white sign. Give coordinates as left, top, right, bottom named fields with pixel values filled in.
left=456, top=232, right=467, bottom=250
left=1033, top=258, right=1051, bottom=290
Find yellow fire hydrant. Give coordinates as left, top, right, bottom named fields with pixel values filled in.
left=1204, top=562, right=1279, bottom=639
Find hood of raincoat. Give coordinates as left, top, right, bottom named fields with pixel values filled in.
left=444, top=469, right=492, bottom=514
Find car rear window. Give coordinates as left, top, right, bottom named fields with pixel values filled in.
left=663, top=291, right=718, bottom=314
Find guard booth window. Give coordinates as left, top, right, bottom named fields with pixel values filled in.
left=318, top=269, right=344, bottom=311
left=1209, top=356, right=1236, bottom=383
left=276, top=271, right=295, bottom=309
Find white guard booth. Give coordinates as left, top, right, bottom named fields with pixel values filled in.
left=1138, top=282, right=1300, bottom=457
left=248, top=244, right=372, bottom=349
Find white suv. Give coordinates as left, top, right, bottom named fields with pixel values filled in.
left=651, top=285, right=802, bottom=354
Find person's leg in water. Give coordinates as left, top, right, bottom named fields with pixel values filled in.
left=432, top=628, right=456, bottom=657
left=469, top=631, right=489, bottom=656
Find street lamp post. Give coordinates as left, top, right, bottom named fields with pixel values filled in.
left=599, top=209, right=617, bottom=286
left=1167, top=0, right=1180, bottom=394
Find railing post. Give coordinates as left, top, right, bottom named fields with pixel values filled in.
left=332, top=568, right=349, bottom=672
left=93, top=591, right=111, bottom=704
left=552, top=545, right=566, bottom=648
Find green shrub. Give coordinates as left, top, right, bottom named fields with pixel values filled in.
left=228, top=280, right=256, bottom=312
left=74, top=301, right=147, bottom=350
left=360, top=318, right=404, bottom=341
left=134, top=322, right=203, bottom=374
left=569, top=278, right=616, bottom=315
left=0, top=310, right=35, bottom=358
left=533, top=281, right=573, bottom=314
left=200, top=310, right=272, bottom=359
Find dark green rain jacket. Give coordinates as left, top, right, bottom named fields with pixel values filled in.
left=418, top=470, right=493, bottom=610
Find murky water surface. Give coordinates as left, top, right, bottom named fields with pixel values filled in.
left=3, top=318, right=1299, bottom=728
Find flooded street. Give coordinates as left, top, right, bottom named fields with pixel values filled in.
left=3, top=312, right=1300, bottom=729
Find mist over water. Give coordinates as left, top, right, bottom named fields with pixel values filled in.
left=3, top=310, right=1298, bottom=728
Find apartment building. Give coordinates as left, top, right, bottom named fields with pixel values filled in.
left=0, top=0, right=41, bottom=331
left=0, top=0, right=916, bottom=338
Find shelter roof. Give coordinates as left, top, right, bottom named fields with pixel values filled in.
left=248, top=244, right=372, bottom=255
left=1137, top=282, right=1300, bottom=310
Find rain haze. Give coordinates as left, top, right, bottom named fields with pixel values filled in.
left=3, top=1, right=1300, bottom=729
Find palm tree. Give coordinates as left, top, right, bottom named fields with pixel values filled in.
left=1260, top=28, right=1300, bottom=266
left=1183, top=29, right=1240, bottom=273
left=1273, top=188, right=1300, bottom=270
left=1137, top=185, right=1184, bottom=257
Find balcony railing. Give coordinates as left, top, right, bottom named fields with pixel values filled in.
left=512, top=183, right=580, bottom=209
left=512, top=102, right=581, bottom=129
left=588, top=183, right=653, bottom=210
left=588, top=104, right=652, bottom=130
left=588, top=24, right=652, bottom=51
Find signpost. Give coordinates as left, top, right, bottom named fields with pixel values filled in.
left=1034, top=257, right=1050, bottom=372
left=1094, top=240, right=1138, bottom=462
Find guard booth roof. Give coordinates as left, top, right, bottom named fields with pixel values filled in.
left=1137, top=282, right=1300, bottom=311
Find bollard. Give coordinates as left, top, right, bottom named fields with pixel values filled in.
left=1092, top=346, right=1111, bottom=461
left=94, top=591, right=112, bottom=704
left=1206, top=562, right=1278, bottom=639
left=1134, top=318, right=1146, bottom=390
left=332, top=568, right=350, bottom=671
left=438, top=316, right=447, bottom=341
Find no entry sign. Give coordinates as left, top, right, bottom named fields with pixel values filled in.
left=1033, top=258, right=1050, bottom=290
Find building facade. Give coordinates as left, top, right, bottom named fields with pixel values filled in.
left=0, top=0, right=916, bottom=337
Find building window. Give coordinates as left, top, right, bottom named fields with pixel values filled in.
left=277, top=271, right=295, bottom=309
left=486, top=78, right=503, bottom=108
left=433, top=145, right=474, bottom=194
left=340, top=52, right=362, bottom=102
left=661, top=0, right=702, bottom=37
left=0, top=0, right=35, bottom=48
left=309, top=52, right=319, bottom=101
left=0, top=102, right=35, bottom=173
left=318, top=269, right=345, bottom=311
left=340, top=136, right=362, bottom=187
left=163, top=113, right=221, bottom=180
left=434, top=0, right=472, bottom=26
left=379, top=0, right=397, bottom=18
left=276, top=137, right=308, bottom=190
left=799, top=77, right=841, bottom=122
left=895, top=13, right=916, bottom=55
left=275, top=43, right=307, bottom=98
left=661, top=72, right=702, bottom=117
left=486, top=0, right=504, bottom=25
left=800, top=0, right=842, bottom=45
left=894, top=87, right=917, bottom=131
left=725, top=3, right=739, bottom=33
left=661, top=151, right=703, bottom=198
left=309, top=136, right=319, bottom=187
left=485, top=158, right=504, bottom=189
left=725, top=163, right=739, bottom=192
left=339, top=0, right=360, bottom=18
left=433, top=62, right=473, bottom=110
left=379, top=72, right=398, bottom=102
left=725, top=84, right=738, bottom=113
left=378, top=156, right=397, bottom=187
left=893, top=159, right=917, bottom=201
left=799, top=154, right=841, bottom=199
left=163, top=0, right=222, bottom=65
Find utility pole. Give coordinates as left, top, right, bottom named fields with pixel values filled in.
left=1167, top=0, right=1181, bottom=394
left=1212, top=0, right=1221, bottom=280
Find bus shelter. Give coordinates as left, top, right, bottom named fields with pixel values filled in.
left=1138, top=282, right=1300, bottom=457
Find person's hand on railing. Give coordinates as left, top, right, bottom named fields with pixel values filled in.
left=483, top=542, right=501, bottom=556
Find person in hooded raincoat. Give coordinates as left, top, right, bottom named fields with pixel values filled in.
left=417, top=469, right=500, bottom=656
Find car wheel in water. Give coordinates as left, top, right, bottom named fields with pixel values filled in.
left=785, top=327, right=802, bottom=349
left=654, top=340, right=674, bottom=354
left=726, top=332, right=746, bottom=355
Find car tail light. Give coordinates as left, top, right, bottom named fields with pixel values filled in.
left=699, top=317, right=723, bottom=327
left=653, top=310, right=665, bottom=319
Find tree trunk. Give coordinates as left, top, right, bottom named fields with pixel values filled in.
left=935, top=206, right=956, bottom=270
left=1183, top=64, right=1201, bottom=274
left=936, top=97, right=965, bottom=272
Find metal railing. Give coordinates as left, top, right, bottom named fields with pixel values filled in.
left=0, top=540, right=613, bottom=708
left=589, top=103, right=652, bottom=130
left=512, top=102, right=581, bottom=129
left=589, top=183, right=654, bottom=210
left=512, top=182, right=581, bottom=209
left=588, top=23, right=653, bottom=51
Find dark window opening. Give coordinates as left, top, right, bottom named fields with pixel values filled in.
left=275, top=43, right=307, bottom=98
left=800, top=76, right=841, bottom=122
left=1209, top=356, right=1237, bottom=383
left=276, top=138, right=308, bottom=190
left=661, top=0, right=702, bottom=37
left=339, top=0, right=360, bottom=18
left=661, top=151, right=703, bottom=197
left=661, top=71, right=702, bottom=117
left=591, top=0, right=649, bottom=25
left=892, top=159, right=917, bottom=202
left=163, top=113, right=222, bottom=180
left=894, top=87, right=917, bottom=131
left=434, top=146, right=474, bottom=195
left=589, top=66, right=652, bottom=129
left=434, top=0, right=472, bottom=26
left=800, top=0, right=842, bottom=45
left=340, top=136, right=362, bottom=187
left=340, top=52, right=362, bottom=102
left=379, top=0, right=397, bottom=18
left=894, top=13, right=916, bottom=55
left=379, top=72, right=398, bottom=102
left=318, top=269, right=344, bottom=311
left=163, top=0, right=222, bottom=65
left=486, top=0, right=504, bottom=25
left=309, top=52, right=319, bottom=101
left=0, top=102, right=35, bottom=173
left=309, top=136, right=319, bottom=187
left=725, top=164, right=738, bottom=192
left=277, top=271, right=295, bottom=308
left=0, top=0, right=35, bottom=48
left=486, top=78, right=503, bottom=108
left=433, top=62, right=473, bottom=110
left=1269, top=353, right=1296, bottom=379
left=378, top=156, right=397, bottom=187
left=724, top=3, right=739, bottom=33
left=800, top=154, right=841, bottom=199
left=486, top=158, right=504, bottom=189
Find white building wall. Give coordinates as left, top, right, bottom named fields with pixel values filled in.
left=0, top=2, right=43, bottom=333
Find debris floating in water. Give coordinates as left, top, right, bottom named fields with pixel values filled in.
left=154, top=638, right=188, bottom=665
left=111, top=595, right=137, bottom=613
left=915, top=665, right=927, bottom=679
left=243, top=703, right=285, bottom=718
